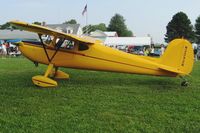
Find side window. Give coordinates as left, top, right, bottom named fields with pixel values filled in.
left=61, top=39, right=75, bottom=50
left=78, top=43, right=89, bottom=51
left=41, top=35, right=54, bottom=46
left=56, top=38, right=65, bottom=48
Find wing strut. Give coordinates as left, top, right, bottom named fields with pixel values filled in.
left=38, top=34, right=51, bottom=62
left=50, top=38, right=64, bottom=61
left=38, top=34, right=64, bottom=63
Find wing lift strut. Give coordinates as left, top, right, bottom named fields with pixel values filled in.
left=38, top=34, right=64, bottom=63
left=31, top=34, right=69, bottom=87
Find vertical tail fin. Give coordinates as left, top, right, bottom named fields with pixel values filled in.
left=160, top=39, right=194, bottom=75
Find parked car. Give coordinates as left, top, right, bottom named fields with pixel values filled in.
left=116, top=45, right=127, bottom=52
left=9, top=44, right=21, bottom=56
left=127, top=45, right=144, bottom=55
left=148, top=49, right=161, bottom=57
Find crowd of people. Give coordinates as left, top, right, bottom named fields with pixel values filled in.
left=0, top=40, right=199, bottom=61
left=141, top=44, right=165, bottom=56
left=118, top=44, right=166, bottom=57
left=0, top=41, right=21, bottom=56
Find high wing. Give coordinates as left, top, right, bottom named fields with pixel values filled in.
left=9, top=20, right=98, bottom=44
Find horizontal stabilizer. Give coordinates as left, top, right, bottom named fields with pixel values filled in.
left=158, top=64, right=185, bottom=75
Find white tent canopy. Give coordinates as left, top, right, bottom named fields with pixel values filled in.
left=104, top=32, right=118, bottom=37
left=0, top=30, right=39, bottom=40
left=192, top=43, right=198, bottom=49
left=104, top=37, right=151, bottom=46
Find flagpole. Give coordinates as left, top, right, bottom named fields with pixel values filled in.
left=86, top=7, right=88, bottom=34
left=82, top=4, right=88, bottom=35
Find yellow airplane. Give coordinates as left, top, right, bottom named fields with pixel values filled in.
left=9, top=21, right=194, bottom=87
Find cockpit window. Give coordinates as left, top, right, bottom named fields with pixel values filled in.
left=78, top=43, right=89, bottom=51
left=60, top=39, right=75, bottom=50
left=41, top=35, right=54, bottom=46
left=56, top=38, right=65, bottom=48
left=38, top=34, right=75, bottom=50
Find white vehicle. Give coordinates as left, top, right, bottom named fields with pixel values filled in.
left=9, top=44, right=21, bottom=56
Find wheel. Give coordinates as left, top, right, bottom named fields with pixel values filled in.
left=181, top=81, right=189, bottom=87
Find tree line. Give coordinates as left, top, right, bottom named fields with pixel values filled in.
left=0, top=14, right=133, bottom=37
left=83, top=14, right=133, bottom=37
left=165, top=11, right=200, bottom=44
left=1, top=12, right=200, bottom=44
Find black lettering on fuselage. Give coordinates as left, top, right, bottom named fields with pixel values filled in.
left=181, top=46, right=187, bottom=66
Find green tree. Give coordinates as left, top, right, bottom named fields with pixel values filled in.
left=82, top=25, right=93, bottom=33
left=83, top=23, right=107, bottom=34
left=33, top=22, right=42, bottom=25
left=63, top=19, right=77, bottom=24
left=165, top=12, right=195, bottom=43
left=93, top=23, right=107, bottom=31
left=195, top=16, right=200, bottom=44
left=107, top=13, right=133, bottom=37
left=124, top=30, right=133, bottom=37
left=0, top=23, right=9, bottom=29
left=0, top=23, right=18, bottom=29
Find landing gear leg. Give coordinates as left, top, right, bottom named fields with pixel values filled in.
left=51, top=67, right=70, bottom=79
left=32, top=64, right=58, bottom=87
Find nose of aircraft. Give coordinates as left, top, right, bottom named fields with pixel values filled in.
left=5, top=39, right=23, bottom=46
left=13, top=41, right=24, bottom=46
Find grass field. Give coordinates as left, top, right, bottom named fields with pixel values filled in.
left=0, top=58, right=200, bottom=133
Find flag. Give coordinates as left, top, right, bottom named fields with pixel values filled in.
left=82, top=4, right=87, bottom=16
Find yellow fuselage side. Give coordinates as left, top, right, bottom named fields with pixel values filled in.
left=19, top=42, right=177, bottom=77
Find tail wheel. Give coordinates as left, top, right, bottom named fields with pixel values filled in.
left=181, top=81, right=189, bottom=87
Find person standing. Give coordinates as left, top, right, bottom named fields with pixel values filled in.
left=150, top=44, right=155, bottom=56
left=193, top=43, right=198, bottom=61
left=2, top=41, right=6, bottom=55
left=5, top=42, right=10, bottom=55
left=143, top=47, right=149, bottom=56
left=160, top=44, right=165, bottom=55
left=0, top=44, right=2, bottom=55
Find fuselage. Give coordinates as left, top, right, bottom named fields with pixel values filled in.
left=19, top=41, right=177, bottom=77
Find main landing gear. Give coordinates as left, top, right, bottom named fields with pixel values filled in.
left=32, top=64, right=69, bottom=87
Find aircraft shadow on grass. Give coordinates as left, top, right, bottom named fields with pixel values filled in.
left=5, top=70, right=181, bottom=90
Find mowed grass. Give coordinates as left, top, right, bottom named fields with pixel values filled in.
left=0, top=58, right=200, bottom=133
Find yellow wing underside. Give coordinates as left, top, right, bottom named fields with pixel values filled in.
left=9, top=20, right=100, bottom=45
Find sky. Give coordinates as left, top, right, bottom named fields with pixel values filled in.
left=1, top=0, right=200, bottom=43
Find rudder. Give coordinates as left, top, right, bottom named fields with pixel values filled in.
left=160, top=39, right=194, bottom=75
